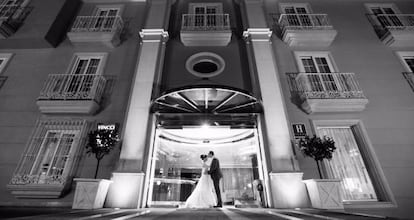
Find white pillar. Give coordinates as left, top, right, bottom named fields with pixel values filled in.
left=242, top=0, right=309, bottom=208
left=105, top=0, right=170, bottom=209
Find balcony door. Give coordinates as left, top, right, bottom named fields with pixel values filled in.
left=297, top=53, right=338, bottom=92
left=189, top=3, right=222, bottom=27
left=368, top=4, right=402, bottom=27
left=93, top=7, right=120, bottom=30
left=67, top=56, right=102, bottom=97
left=281, top=4, right=312, bottom=26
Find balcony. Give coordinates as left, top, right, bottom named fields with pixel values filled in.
left=0, top=5, right=30, bottom=39
left=368, top=14, right=414, bottom=47
left=67, top=16, right=123, bottom=48
left=180, top=14, right=231, bottom=46
left=36, top=74, right=106, bottom=114
left=293, top=72, right=368, bottom=113
left=276, top=14, right=337, bottom=47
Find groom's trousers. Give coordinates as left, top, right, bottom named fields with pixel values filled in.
left=212, top=178, right=222, bottom=206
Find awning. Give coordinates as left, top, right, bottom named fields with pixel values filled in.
left=151, top=85, right=262, bottom=114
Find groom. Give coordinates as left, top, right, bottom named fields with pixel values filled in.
left=207, top=151, right=223, bottom=207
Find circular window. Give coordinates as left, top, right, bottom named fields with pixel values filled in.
left=186, top=52, right=225, bottom=78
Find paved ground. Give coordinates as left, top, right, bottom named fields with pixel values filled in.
left=0, top=207, right=405, bottom=220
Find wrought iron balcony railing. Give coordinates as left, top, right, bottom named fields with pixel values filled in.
left=278, top=13, right=334, bottom=30
left=38, top=74, right=106, bottom=102
left=295, top=72, right=366, bottom=99
left=367, top=14, right=414, bottom=38
left=181, top=14, right=230, bottom=31
left=70, top=16, right=124, bottom=33
left=370, top=14, right=414, bottom=30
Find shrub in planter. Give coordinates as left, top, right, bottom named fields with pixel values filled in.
left=298, top=135, right=336, bottom=179
left=85, top=127, right=120, bottom=178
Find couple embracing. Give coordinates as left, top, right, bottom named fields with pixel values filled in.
left=184, top=151, right=223, bottom=208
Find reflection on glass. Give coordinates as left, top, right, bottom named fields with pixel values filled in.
left=149, top=128, right=265, bottom=207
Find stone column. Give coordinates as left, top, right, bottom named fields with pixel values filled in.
left=105, top=0, right=170, bottom=209
left=242, top=0, right=309, bottom=208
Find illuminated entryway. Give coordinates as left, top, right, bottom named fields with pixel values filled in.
left=145, top=86, right=266, bottom=207
left=145, top=123, right=268, bottom=207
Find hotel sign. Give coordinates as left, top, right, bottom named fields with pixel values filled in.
left=292, top=123, right=307, bottom=139
left=97, top=124, right=117, bottom=131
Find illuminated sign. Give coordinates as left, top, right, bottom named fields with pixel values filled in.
left=292, top=123, right=306, bottom=138
left=97, top=124, right=117, bottom=131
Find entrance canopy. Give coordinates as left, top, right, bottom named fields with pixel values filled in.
left=151, top=85, right=262, bottom=114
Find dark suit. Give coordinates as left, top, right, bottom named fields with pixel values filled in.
left=208, top=157, right=223, bottom=206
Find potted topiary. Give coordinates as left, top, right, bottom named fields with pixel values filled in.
left=72, top=124, right=120, bottom=209
left=298, top=135, right=344, bottom=210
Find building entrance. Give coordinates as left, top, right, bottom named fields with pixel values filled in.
left=145, top=124, right=268, bottom=208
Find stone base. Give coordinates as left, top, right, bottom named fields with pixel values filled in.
left=104, top=172, right=145, bottom=209
left=303, top=179, right=344, bottom=210
left=72, top=178, right=112, bottom=209
left=269, top=172, right=310, bottom=208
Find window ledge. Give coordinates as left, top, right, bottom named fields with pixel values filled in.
left=343, top=201, right=397, bottom=209
left=7, top=183, right=68, bottom=199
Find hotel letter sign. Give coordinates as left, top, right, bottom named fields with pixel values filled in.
left=292, top=123, right=306, bottom=139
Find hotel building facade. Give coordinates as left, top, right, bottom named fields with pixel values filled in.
left=0, top=0, right=413, bottom=218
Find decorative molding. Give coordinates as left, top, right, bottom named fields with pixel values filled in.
left=185, top=52, right=225, bottom=78
left=243, top=28, right=272, bottom=41
left=139, top=29, right=169, bottom=42
left=37, top=100, right=100, bottom=114
left=67, top=30, right=122, bottom=48
left=7, top=183, right=67, bottom=199
left=282, top=29, right=337, bottom=47
left=180, top=30, right=231, bottom=46
left=301, top=98, right=369, bottom=114
left=381, top=29, right=414, bottom=47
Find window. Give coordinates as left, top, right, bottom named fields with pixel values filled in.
left=9, top=119, right=89, bottom=186
left=396, top=52, right=414, bottom=91
left=313, top=120, right=396, bottom=207
left=185, top=52, right=225, bottom=78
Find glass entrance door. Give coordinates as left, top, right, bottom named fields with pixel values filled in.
left=146, top=126, right=267, bottom=208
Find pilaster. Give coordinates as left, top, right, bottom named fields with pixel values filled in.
left=242, top=0, right=308, bottom=208
left=105, top=0, right=171, bottom=209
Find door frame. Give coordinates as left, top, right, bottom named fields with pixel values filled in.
left=141, top=114, right=270, bottom=208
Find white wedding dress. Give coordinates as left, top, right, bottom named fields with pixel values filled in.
left=184, top=162, right=217, bottom=208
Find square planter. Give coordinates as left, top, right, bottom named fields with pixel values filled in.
left=303, top=179, right=344, bottom=210
left=72, top=178, right=112, bottom=209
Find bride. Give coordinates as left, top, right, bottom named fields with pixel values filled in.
left=184, top=154, right=217, bottom=208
